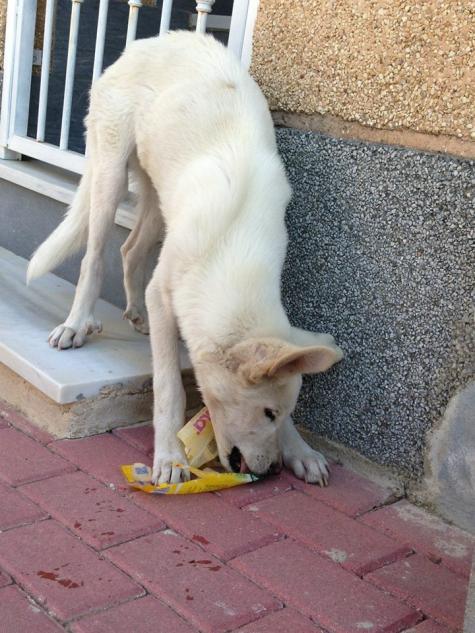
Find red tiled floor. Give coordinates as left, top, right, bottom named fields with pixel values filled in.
left=0, top=568, right=12, bottom=587
left=70, top=595, right=197, bottom=633
left=360, top=499, right=474, bottom=578
left=106, top=530, right=281, bottom=633
left=131, top=491, right=281, bottom=560
left=50, top=434, right=150, bottom=489
left=1, top=415, right=471, bottom=633
left=249, top=490, right=410, bottom=574
left=0, top=585, right=64, bottom=633
left=293, top=463, right=397, bottom=517
left=21, top=470, right=165, bottom=549
left=0, top=427, right=75, bottom=485
left=0, top=481, right=48, bottom=530
left=235, top=608, right=324, bottom=632
left=366, top=554, right=468, bottom=631
left=0, top=402, right=54, bottom=444
left=113, top=423, right=154, bottom=456
left=404, top=620, right=453, bottom=633
left=230, top=540, right=421, bottom=633
left=214, top=471, right=293, bottom=508
left=0, top=520, right=144, bottom=621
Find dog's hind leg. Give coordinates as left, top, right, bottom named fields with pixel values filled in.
left=145, top=245, right=188, bottom=484
left=121, top=161, right=164, bottom=334
left=49, top=126, right=131, bottom=349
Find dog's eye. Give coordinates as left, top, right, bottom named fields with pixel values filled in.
left=264, top=408, right=276, bottom=421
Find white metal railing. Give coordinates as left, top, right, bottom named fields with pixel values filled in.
left=0, top=0, right=258, bottom=173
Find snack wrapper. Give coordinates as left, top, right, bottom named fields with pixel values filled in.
left=121, top=463, right=259, bottom=494
left=176, top=408, right=218, bottom=467
left=121, top=407, right=261, bottom=494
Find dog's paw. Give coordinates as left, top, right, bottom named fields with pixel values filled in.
left=152, top=448, right=190, bottom=485
left=283, top=447, right=329, bottom=486
left=48, top=318, right=102, bottom=350
left=123, top=305, right=149, bottom=335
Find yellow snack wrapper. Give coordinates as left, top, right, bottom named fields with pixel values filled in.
left=176, top=408, right=218, bottom=468
left=121, top=407, right=261, bottom=494
left=121, top=463, right=260, bottom=494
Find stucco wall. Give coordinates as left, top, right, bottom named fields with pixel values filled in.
left=0, top=0, right=6, bottom=69
left=252, top=0, right=475, bottom=151
left=276, top=128, right=474, bottom=529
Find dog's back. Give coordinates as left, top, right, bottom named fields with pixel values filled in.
left=88, top=32, right=291, bottom=282
left=90, top=31, right=282, bottom=214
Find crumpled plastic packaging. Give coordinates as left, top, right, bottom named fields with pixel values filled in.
left=121, top=407, right=260, bottom=494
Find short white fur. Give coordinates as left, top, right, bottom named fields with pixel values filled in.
left=27, top=32, right=343, bottom=485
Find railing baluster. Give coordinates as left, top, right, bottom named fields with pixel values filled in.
left=60, top=0, right=83, bottom=151
left=159, top=0, right=173, bottom=35
left=36, top=0, right=56, bottom=141
left=126, top=0, right=142, bottom=47
left=195, top=0, right=215, bottom=33
left=92, top=0, right=109, bottom=82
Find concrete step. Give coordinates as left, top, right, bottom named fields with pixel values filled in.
left=0, top=247, right=194, bottom=438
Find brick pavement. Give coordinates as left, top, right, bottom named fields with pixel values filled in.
left=0, top=403, right=472, bottom=633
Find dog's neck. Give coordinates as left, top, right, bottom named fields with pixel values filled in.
left=169, top=147, right=293, bottom=363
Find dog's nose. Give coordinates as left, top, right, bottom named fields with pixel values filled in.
left=267, top=461, right=283, bottom=476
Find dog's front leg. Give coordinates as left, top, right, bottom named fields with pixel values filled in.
left=145, top=267, right=188, bottom=484
left=279, top=416, right=329, bottom=486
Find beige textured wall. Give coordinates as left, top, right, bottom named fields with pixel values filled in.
left=251, top=0, right=475, bottom=146
left=0, top=0, right=46, bottom=70
left=0, top=0, right=6, bottom=70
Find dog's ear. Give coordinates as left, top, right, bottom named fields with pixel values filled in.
left=226, top=338, right=343, bottom=384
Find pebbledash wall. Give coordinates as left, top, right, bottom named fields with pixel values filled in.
left=0, top=1, right=474, bottom=530
left=251, top=0, right=474, bottom=532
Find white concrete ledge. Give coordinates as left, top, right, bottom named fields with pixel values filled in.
left=0, top=247, right=190, bottom=405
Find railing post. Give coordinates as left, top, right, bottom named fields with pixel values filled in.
left=0, top=0, right=22, bottom=158
left=159, top=0, right=173, bottom=35
left=195, top=0, right=215, bottom=33
left=126, top=0, right=143, bottom=47
left=36, top=0, right=57, bottom=141
left=92, top=0, right=110, bottom=81
left=60, top=0, right=84, bottom=150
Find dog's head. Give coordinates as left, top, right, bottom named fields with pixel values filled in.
left=195, top=333, right=343, bottom=476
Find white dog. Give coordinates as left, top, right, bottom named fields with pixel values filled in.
left=27, top=31, right=343, bottom=485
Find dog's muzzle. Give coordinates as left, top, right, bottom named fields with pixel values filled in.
left=228, top=446, right=282, bottom=476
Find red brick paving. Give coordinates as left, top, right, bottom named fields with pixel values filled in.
left=0, top=568, right=12, bottom=587
left=0, top=427, right=75, bottom=485
left=294, top=462, right=397, bottom=516
left=248, top=490, right=411, bottom=574
left=231, top=539, right=422, bottom=633
left=0, top=481, right=48, bottom=530
left=106, top=530, right=282, bottom=633
left=0, top=402, right=472, bottom=632
left=360, top=499, right=474, bottom=578
left=21, top=470, right=164, bottom=549
left=404, top=619, right=453, bottom=633
left=0, top=585, right=64, bottom=632
left=130, top=491, right=282, bottom=560
left=113, top=422, right=154, bottom=456
left=0, top=520, right=144, bottom=620
left=366, top=554, right=468, bottom=631
left=0, top=403, right=54, bottom=444
left=215, top=470, right=293, bottom=507
left=70, top=594, right=197, bottom=633
left=235, top=607, right=323, bottom=632
left=50, top=433, right=150, bottom=489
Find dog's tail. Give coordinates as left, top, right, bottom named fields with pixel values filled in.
left=27, top=165, right=92, bottom=283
